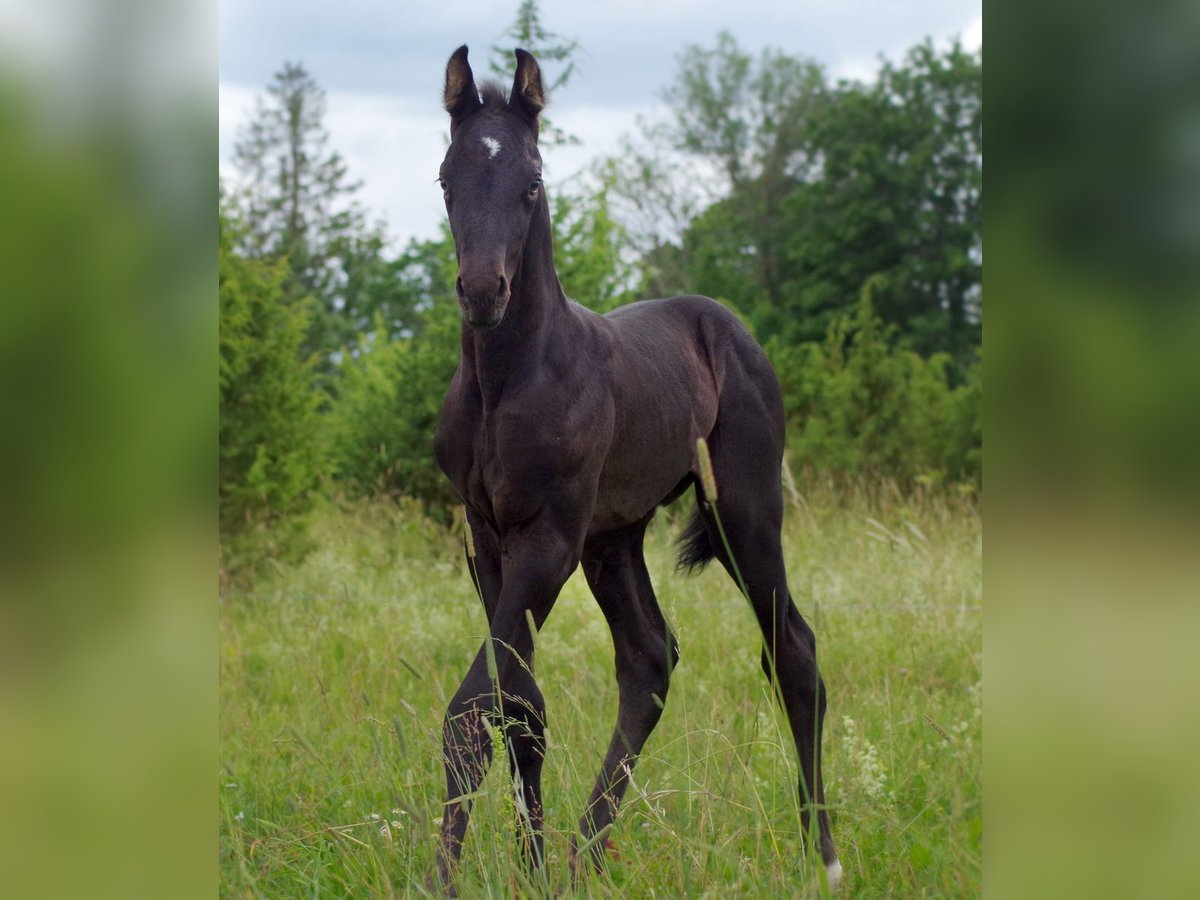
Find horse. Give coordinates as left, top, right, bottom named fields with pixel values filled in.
left=431, top=45, right=840, bottom=892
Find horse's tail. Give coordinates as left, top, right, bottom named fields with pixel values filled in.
left=675, top=504, right=715, bottom=574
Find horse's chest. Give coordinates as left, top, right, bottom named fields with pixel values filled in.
left=437, top=403, right=560, bottom=526
left=436, top=402, right=488, bottom=501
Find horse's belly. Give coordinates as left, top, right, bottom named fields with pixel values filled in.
left=589, top=414, right=702, bottom=532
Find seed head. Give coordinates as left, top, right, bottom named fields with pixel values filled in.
left=463, top=507, right=476, bottom=558
left=696, top=438, right=719, bottom=503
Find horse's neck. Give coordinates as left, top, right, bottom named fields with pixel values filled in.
left=463, top=208, right=567, bottom=403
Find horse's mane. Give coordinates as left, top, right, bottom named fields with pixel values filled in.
left=479, top=81, right=509, bottom=110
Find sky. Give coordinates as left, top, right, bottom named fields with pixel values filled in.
left=219, top=1, right=981, bottom=246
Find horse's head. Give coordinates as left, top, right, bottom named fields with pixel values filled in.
left=440, top=45, right=546, bottom=329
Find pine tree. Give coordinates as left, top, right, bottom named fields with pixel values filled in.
left=218, top=202, right=326, bottom=540
left=232, top=62, right=359, bottom=287
left=489, top=0, right=580, bottom=148
left=230, top=62, right=411, bottom=363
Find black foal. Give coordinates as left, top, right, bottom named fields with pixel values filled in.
left=430, top=45, right=840, bottom=892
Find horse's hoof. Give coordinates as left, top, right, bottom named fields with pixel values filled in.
left=824, top=858, right=843, bottom=890
left=424, top=871, right=457, bottom=898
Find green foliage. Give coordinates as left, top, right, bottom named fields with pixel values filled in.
left=320, top=226, right=458, bottom=514
left=770, top=283, right=981, bottom=487
left=678, top=195, right=769, bottom=315
left=229, top=62, right=413, bottom=365
left=784, top=40, right=982, bottom=363
left=626, top=33, right=982, bottom=371
left=327, top=303, right=461, bottom=514
left=663, top=31, right=825, bottom=190
left=218, top=208, right=327, bottom=541
left=552, top=178, right=635, bottom=312
left=619, top=32, right=825, bottom=312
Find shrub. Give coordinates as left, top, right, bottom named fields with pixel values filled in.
left=326, top=305, right=461, bottom=516
left=770, top=284, right=981, bottom=488
left=219, top=213, right=327, bottom=543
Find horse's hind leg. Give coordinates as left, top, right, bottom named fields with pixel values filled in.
left=573, top=518, right=679, bottom=874
left=698, top=410, right=840, bottom=886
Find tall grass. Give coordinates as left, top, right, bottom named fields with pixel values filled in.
left=219, top=485, right=981, bottom=897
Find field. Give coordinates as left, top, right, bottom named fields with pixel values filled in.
left=219, top=485, right=981, bottom=897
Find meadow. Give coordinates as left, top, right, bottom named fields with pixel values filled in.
left=219, top=484, right=981, bottom=897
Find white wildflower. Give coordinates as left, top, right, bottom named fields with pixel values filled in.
left=842, top=716, right=888, bottom=800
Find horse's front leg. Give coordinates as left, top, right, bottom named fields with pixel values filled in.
left=436, top=514, right=502, bottom=890
left=436, top=639, right=499, bottom=892
left=436, top=519, right=579, bottom=887
left=464, top=507, right=502, bottom=619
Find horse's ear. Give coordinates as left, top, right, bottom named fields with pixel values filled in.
left=444, top=45, right=481, bottom=129
left=508, top=48, right=545, bottom=133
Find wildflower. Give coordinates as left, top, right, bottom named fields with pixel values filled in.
left=842, top=716, right=888, bottom=800
left=234, top=811, right=245, bottom=822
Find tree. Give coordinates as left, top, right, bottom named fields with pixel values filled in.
left=550, top=177, right=635, bottom=312
left=218, top=202, right=326, bottom=541
left=488, top=0, right=580, bottom=148
left=326, top=302, right=462, bottom=512
left=769, top=282, right=982, bottom=486
left=786, top=40, right=982, bottom=364
left=611, top=34, right=982, bottom=372
left=608, top=32, right=828, bottom=315
left=230, top=62, right=416, bottom=363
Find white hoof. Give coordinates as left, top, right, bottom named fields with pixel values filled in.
left=825, top=858, right=843, bottom=890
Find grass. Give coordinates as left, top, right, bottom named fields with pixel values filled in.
left=219, top=483, right=981, bottom=897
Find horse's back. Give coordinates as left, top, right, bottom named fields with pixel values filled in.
left=603, top=293, right=744, bottom=334
left=602, top=294, right=783, bottom=415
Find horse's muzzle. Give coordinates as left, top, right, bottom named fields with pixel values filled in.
left=456, top=273, right=510, bottom=328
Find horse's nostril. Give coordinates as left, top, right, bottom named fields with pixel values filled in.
left=455, top=276, right=465, bottom=296
left=497, top=275, right=508, bottom=297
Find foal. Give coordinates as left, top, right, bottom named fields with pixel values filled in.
left=432, top=45, right=840, bottom=891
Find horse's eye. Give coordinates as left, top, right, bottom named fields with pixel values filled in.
left=528, top=179, right=542, bottom=198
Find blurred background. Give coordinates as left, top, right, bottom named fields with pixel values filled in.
left=1, top=0, right=211, bottom=897
left=987, top=1, right=1200, bottom=896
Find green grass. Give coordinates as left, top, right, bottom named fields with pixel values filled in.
left=219, top=486, right=981, bottom=897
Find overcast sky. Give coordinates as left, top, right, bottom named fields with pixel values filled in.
left=219, top=1, right=981, bottom=245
